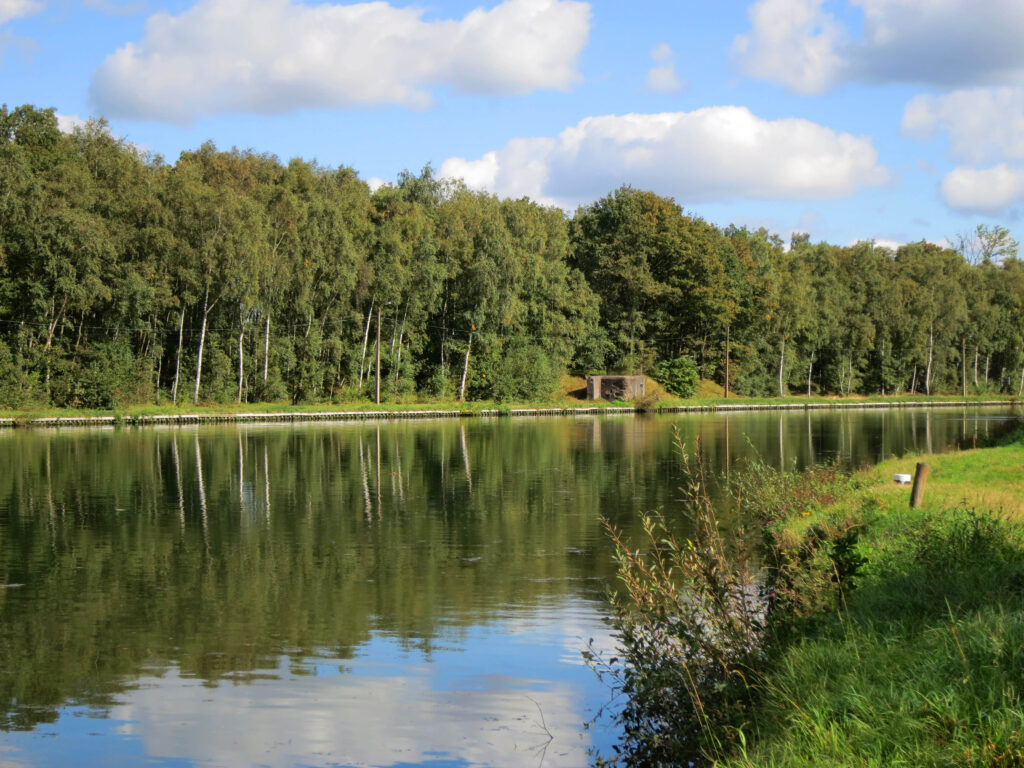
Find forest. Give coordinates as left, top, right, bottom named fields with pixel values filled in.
left=1, top=103, right=1023, bottom=409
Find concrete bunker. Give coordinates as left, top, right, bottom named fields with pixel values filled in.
left=586, top=375, right=646, bottom=401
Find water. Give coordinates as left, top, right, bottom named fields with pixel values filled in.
left=0, top=407, right=1017, bottom=767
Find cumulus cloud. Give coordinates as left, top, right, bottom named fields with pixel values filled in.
left=90, top=0, right=590, bottom=123
left=645, top=42, right=683, bottom=93
left=732, top=0, right=847, bottom=95
left=901, top=87, right=1024, bottom=215
left=902, top=87, right=1024, bottom=165
left=941, top=164, right=1024, bottom=216
left=0, top=0, right=42, bottom=26
left=735, top=0, right=1024, bottom=93
left=440, top=106, right=890, bottom=208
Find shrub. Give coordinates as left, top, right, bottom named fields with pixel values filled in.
left=651, top=355, right=699, bottom=398
left=489, top=341, right=561, bottom=403
left=422, top=365, right=454, bottom=399
left=73, top=339, right=149, bottom=408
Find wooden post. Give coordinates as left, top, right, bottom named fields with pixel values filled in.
left=910, top=462, right=930, bottom=508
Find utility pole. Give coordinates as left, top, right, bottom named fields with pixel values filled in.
left=375, top=304, right=382, bottom=405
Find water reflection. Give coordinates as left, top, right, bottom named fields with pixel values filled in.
left=5, top=605, right=615, bottom=768
left=0, top=407, right=1017, bottom=766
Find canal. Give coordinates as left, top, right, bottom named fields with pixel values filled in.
left=0, top=407, right=1017, bottom=767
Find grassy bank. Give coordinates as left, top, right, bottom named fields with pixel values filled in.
left=0, top=381, right=1016, bottom=425
left=594, top=424, right=1024, bottom=767
left=725, top=426, right=1024, bottom=767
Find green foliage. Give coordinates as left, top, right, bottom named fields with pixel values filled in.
left=72, top=339, right=149, bottom=408
left=1, top=103, right=1023, bottom=410
left=488, top=341, right=560, bottom=402
left=0, top=340, right=42, bottom=409
left=651, top=355, right=699, bottom=398
left=422, top=365, right=454, bottom=399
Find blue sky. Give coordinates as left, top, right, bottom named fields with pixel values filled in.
left=4, top=0, right=1024, bottom=248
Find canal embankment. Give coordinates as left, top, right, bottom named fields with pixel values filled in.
left=0, top=396, right=1017, bottom=428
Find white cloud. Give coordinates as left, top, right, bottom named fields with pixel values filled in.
left=902, top=86, right=1024, bottom=215
left=650, top=42, right=672, bottom=63
left=940, top=163, right=1024, bottom=215
left=735, top=0, right=1024, bottom=93
left=646, top=66, right=682, bottom=93
left=441, top=107, right=890, bottom=208
left=0, top=0, right=42, bottom=26
left=645, top=43, right=683, bottom=93
left=902, top=87, right=1024, bottom=165
left=732, top=0, right=847, bottom=95
left=90, top=0, right=590, bottom=123
left=55, top=113, right=86, bottom=134
left=846, top=236, right=952, bottom=252
left=846, top=237, right=903, bottom=252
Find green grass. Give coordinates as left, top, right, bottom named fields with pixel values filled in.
left=0, top=388, right=1015, bottom=423
left=721, top=430, right=1024, bottom=768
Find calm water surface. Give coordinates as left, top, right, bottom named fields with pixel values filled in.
left=0, top=407, right=1017, bottom=767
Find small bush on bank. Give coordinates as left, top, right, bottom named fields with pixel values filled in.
left=489, top=342, right=561, bottom=402
left=651, top=355, right=699, bottom=398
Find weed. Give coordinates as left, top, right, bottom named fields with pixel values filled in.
left=588, top=433, right=766, bottom=766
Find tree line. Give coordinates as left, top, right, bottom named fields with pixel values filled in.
left=2, top=104, right=1022, bottom=409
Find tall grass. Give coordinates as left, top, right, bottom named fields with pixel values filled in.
left=587, top=434, right=763, bottom=765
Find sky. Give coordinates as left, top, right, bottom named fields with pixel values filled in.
left=3, top=0, right=1024, bottom=248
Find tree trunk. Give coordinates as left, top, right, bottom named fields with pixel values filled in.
left=440, top=296, right=448, bottom=367
left=1018, top=355, right=1024, bottom=397
left=961, top=337, right=967, bottom=397
left=394, top=307, right=407, bottom=382
left=74, top=312, right=85, bottom=352
left=193, top=287, right=210, bottom=405
left=778, top=338, right=786, bottom=398
left=880, top=342, right=886, bottom=396
left=973, top=346, right=979, bottom=389
left=984, top=353, right=991, bottom=385
left=44, top=294, right=68, bottom=351
left=910, top=365, right=917, bottom=395
left=925, top=322, right=934, bottom=395
left=172, top=306, right=185, bottom=404
left=460, top=333, right=472, bottom=402
left=375, top=305, right=382, bottom=405
left=806, top=354, right=813, bottom=398
left=358, top=300, right=373, bottom=392
left=724, top=324, right=730, bottom=399
left=390, top=310, right=398, bottom=359
left=237, top=316, right=245, bottom=403
left=263, top=315, right=271, bottom=385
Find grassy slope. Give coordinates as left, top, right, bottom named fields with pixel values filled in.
left=729, top=430, right=1024, bottom=767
